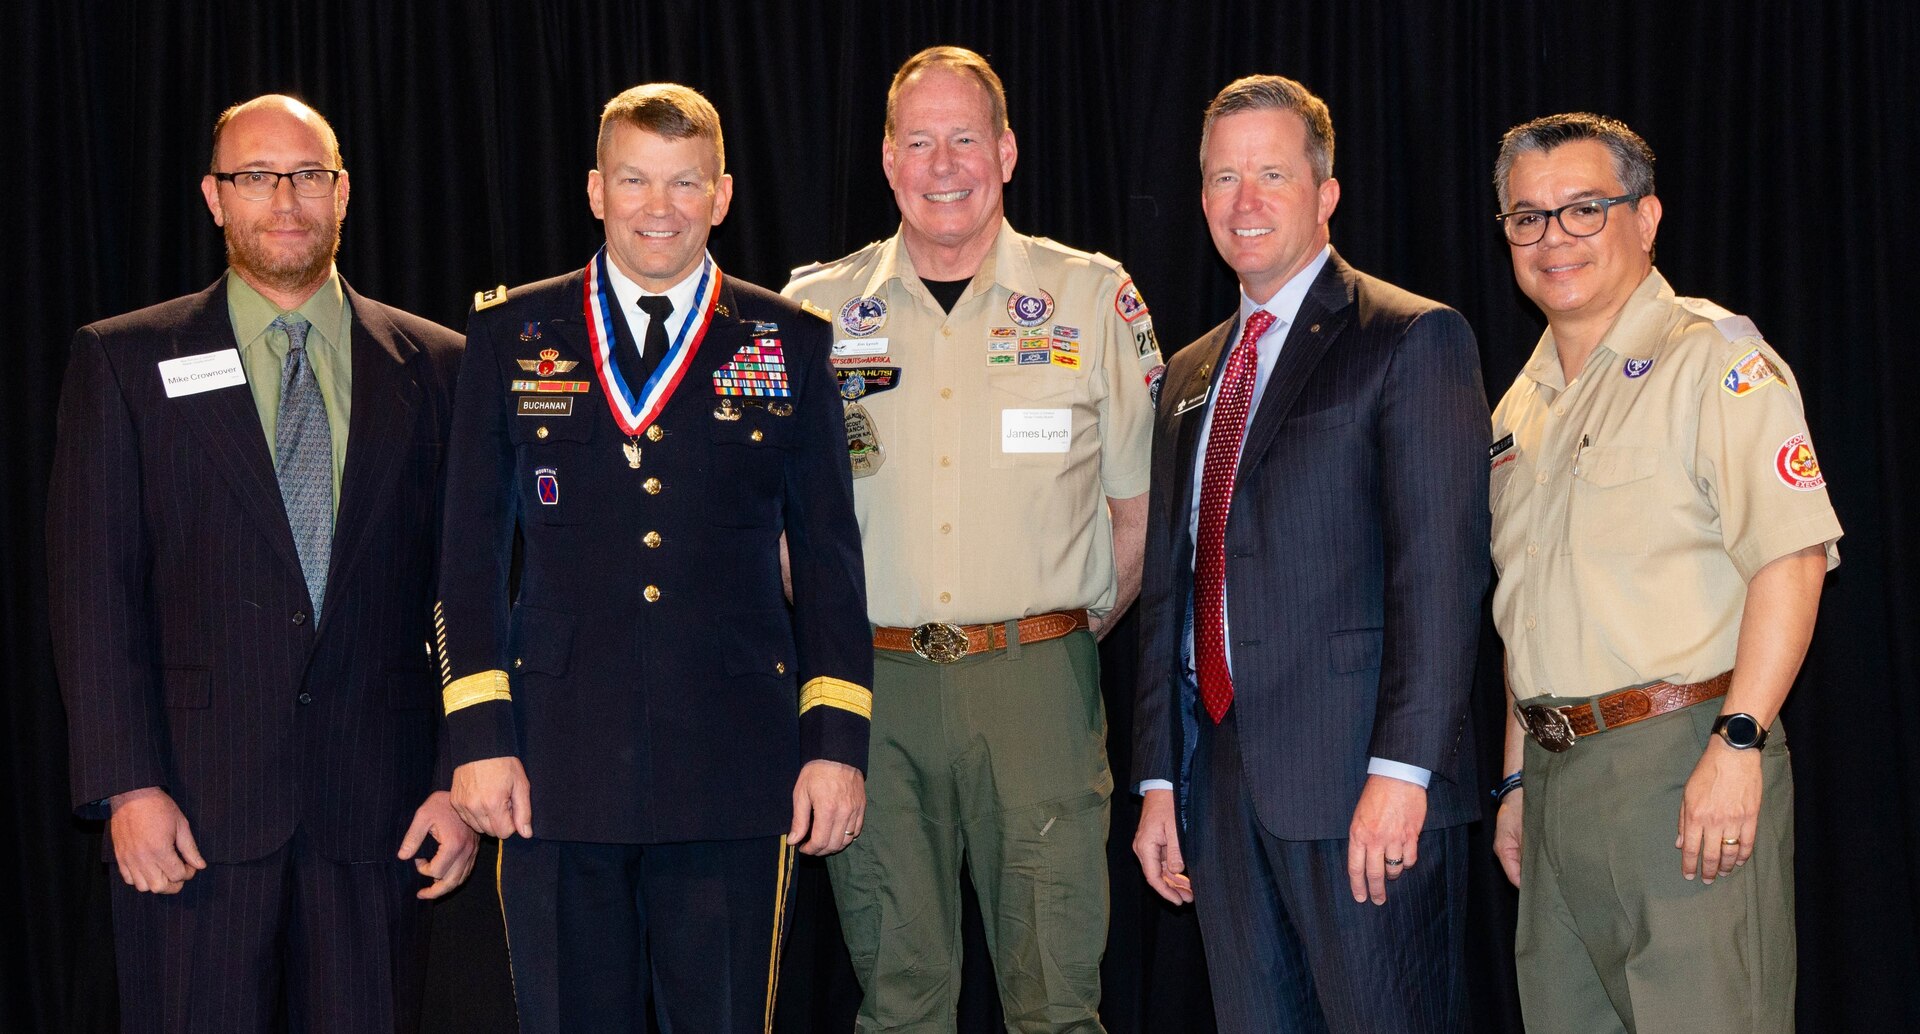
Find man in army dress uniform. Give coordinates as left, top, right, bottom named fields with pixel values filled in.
left=436, top=83, right=872, bottom=1033
left=784, top=46, right=1161, bottom=1032
left=1487, top=113, right=1841, bottom=1033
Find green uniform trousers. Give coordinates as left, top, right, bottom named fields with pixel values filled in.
left=829, top=629, right=1111, bottom=1033
left=1518, top=697, right=1795, bottom=1033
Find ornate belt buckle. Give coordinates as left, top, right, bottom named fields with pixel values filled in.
left=910, top=622, right=969, bottom=664
left=1517, top=703, right=1577, bottom=752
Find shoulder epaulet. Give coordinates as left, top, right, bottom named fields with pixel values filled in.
left=789, top=260, right=831, bottom=280
left=474, top=284, right=509, bottom=310
left=800, top=300, right=832, bottom=321
left=1674, top=296, right=1762, bottom=341
left=788, top=240, right=889, bottom=285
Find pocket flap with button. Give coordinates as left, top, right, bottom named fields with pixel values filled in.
left=162, top=666, right=211, bottom=708
left=723, top=609, right=798, bottom=678
left=508, top=411, right=595, bottom=445
left=508, top=605, right=577, bottom=677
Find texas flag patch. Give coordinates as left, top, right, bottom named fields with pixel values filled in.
left=713, top=340, right=792, bottom=397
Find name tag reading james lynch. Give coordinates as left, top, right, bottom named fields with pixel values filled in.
left=158, top=349, right=247, bottom=398
left=1001, top=408, right=1072, bottom=453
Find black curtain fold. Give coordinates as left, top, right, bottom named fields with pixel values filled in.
left=7, top=2, right=1913, bottom=1030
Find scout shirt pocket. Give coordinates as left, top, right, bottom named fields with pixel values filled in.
left=1568, top=445, right=1657, bottom=555
left=988, top=366, right=1080, bottom=469
left=508, top=414, right=594, bottom=526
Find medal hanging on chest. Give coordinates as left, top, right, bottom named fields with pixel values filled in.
left=584, top=248, right=721, bottom=468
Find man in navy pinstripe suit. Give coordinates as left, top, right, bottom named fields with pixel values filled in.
left=47, top=95, right=474, bottom=1033
left=1131, top=76, right=1489, bottom=1033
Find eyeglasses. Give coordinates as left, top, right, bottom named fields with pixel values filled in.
left=1494, top=193, right=1643, bottom=247
left=211, top=168, right=343, bottom=201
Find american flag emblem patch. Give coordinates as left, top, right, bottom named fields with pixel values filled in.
left=712, top=340, right=792, bottom=397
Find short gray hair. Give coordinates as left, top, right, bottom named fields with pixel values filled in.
left=1494, top=112, right=1654, bottom=211
left=1199, top=75, right=1334, bottom=182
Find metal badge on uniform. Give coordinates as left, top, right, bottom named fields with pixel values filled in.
left=518, top=348, right=580, bottom=376
left=157, top=348, right=246, bottom=398
left=845, top=402, right=884, bottom=478
left=713, top=340, right=792, bottom=397
left=840, top=296, right=887, bottom=337
left=836, top=366, right=900, bottom=401
left=1775, top=432, right=1825, bottom=491
left=1722, top=347, right=1779, bottom=397
left=768, top=402, right=794, bottom=417
left=1622, top=357, right=1654, bottom=379
left=713, top=397, right=744, bottom=421
left=1115, top=279, right=1150, bottom=322
left=535, top=467, right=560, bottom=505
left=1172, top=391, right=1209, bottom=417
left=519, top=322, right=543, bottom=341
left=1008, top=290, right=1055, bottom=328
left=752, top=321, right=780, bottom=335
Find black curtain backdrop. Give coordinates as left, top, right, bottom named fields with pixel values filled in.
left=7, top=1, right=1915, bottom=1030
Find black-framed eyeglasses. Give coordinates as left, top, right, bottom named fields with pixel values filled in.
left=211, top=168, right=343, bottom=201
left=1494, top=193, right=1644, bottom=247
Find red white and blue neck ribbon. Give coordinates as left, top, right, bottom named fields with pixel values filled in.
left=584, top=248, right=721, bottom=437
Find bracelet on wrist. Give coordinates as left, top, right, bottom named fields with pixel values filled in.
left=1491, top=771, right=1523, bottom=802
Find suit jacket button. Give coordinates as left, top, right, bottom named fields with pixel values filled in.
left=643, top=585, right=661, bottom=603
left=536, top=426, right=550, bottom=439
left=643, top=477, right=662, bottom=495
left=646, top=425, right=665, bottom=442
left=291, top=611, right=307, bottom=625
left=297, top=691, right=313, bottom=705
left=643, top=531, right=662, bottom=548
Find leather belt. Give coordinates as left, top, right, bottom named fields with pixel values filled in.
left=1516, top=671, right=1732, bottom=753
left=873, top=610, right=1090, bottom=664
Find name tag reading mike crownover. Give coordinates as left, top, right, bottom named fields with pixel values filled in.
left=1001, top=408, right=1072, bottom=453
left=158, top=349, right=246, bottom=398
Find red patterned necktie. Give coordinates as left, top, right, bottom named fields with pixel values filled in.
left=1195, top=310, right=1275, bottom=723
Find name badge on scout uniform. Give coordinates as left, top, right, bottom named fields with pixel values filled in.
left=584, top=248, right=719, bottom=469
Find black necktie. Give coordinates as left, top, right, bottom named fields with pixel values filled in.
left=625, top=295, right=674, bottom=392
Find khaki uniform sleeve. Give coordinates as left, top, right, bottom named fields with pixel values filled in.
left=1096, top=271, right=1160, bottom=499
left=1694, top=336, right=1843, bottom=580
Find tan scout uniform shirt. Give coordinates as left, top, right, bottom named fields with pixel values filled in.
left=1491, top=269, right=1842, bottom=702
left=784, top=220, right=1163, bottom=627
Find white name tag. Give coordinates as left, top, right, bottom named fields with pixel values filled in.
left=158, top=349, right=247, bottom=398
left=832, top=337, right=889, bottom=357
left=1001, top=408, right=1072, bottom=453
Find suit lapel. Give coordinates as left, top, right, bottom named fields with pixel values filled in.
left=1235, top=257, right=1356, bottom=478
left=324, top=283, right=421, bottom=608
left=170, top=279, right=308, bottom=581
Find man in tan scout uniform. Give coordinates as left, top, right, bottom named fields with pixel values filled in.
left=784, top=46, right=1160, bottom=1032
left=1487, top=112, right=1841, bottom=1033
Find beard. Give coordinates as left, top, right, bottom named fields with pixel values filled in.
left=223, top=214, right=341, bottom=296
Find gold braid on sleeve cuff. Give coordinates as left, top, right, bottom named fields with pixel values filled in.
left=443, top=670, right=512, bottom=715
left=798, top=677, right=872, bottom=720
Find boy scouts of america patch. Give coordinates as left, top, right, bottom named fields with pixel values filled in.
left=1774, top=432, right=1825, bottom=491
left=713, top=340, right=792, bottom=397
left=1722, top=347, right=1779, bottom=397
left=1622, top=356, right=1653, bottom=378
left=840, top=296, right=887, bottom=337
left=518, top=348, right=580, bottom=376
left=1115, top=279, right=1149, bottom=322
left=1008, top=290, right=1054, bottom=327
left=836, top=366, right=899, bottom=400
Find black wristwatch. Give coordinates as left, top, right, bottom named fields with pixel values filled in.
left=1711, top=713, right=1768, bottom=750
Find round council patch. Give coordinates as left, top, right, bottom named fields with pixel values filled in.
left=1774, top=432, right=1826, bottom=491
left=1622, top=356, right=1654, bottom=378
left=839, top=296, right=887, bottom=337
left=1008, top=290, right=1055, bottom=328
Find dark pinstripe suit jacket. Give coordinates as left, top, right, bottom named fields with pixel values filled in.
left=1133, top=251, right=1490, bottom=841
left=48, top=275, right=463, bottom=864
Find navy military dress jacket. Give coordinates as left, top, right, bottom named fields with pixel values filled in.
left=435, top=264, right=872, bottom=845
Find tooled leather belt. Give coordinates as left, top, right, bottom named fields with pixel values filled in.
left=1516, top=671, right=1733, bottom=752
left=873, top=610, right=1091, bottom=664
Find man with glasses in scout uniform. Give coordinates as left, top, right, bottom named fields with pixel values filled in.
left=436, top=83, right=871, bottom=1032
left=48, top=94, right=473, bottom=1032
left=1486, top=112, right=1841, bottom=1033
left=783, top=46, right=1160, bottom=1031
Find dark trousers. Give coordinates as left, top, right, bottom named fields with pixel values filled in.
left=108, top=832, right=429, bottom=1034
left=1188, top=709, right=1467, bottom=1034
left=499, top=834, right=796, bottom=1034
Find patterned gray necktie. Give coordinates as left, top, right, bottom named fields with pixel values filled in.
left=272, top=314, right=332, bottom=622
